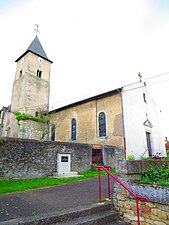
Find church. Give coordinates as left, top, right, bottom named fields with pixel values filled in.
left=0, top=34, right=166, bottom=160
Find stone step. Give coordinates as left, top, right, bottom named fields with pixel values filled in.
left=106, top=221, right=131, bottom=225
left=53, top=171, right=78, bottom=178
left=1, top=202, right=131, bottom=225
left=53, top=209, right=119, bottom=225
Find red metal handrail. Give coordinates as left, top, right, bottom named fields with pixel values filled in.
left=96, top=166, right=150, bottom=225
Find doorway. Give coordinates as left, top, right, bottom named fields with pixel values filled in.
left=92, top=148, right=103, bottom=164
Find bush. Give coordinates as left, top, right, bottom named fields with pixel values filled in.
left=14, top=112, right=49, bottom=124
left=137, top=165, right=169, bottom=186
left=127, top=155, right=136, bottom=160
left=14, top=111, right=21, bottom=116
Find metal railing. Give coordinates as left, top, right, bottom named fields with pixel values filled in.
left=96, top=165, right=150, bottom=225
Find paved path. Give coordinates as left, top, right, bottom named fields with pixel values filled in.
left=0, top=176, right=114, bottom=223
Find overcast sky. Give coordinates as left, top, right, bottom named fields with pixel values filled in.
left=1, top=0, right=169, bottom=138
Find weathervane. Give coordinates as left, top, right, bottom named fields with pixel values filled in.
left=34, top=24, right=40, bottom=35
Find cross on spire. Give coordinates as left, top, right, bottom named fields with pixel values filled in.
left=34, top=24, right=40, bottom=35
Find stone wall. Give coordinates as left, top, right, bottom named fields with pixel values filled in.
left=18, top=120, right=49, bottom=141
left=0, top=111, right=19, bottom=138
left=0, top=112, right=50, bottom=141
left=0, top=137, right=92, bottom=179
left=113, top=160, right=169, bottom=225
left=103, top=145, right=124, bottom=167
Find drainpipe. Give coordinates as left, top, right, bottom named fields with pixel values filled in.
left=117, top=88, right=126, bottom=160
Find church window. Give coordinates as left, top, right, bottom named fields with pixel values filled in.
left=71, top=118, right=76, bottom=141
left=99, top=112, right=106, bottom=137
left=37, top=69, right=42, bottom=78
left=19, top=70, right=23, bottom=77
left=37, top=69, right=39, bottom=77
left=39, top=71, right=42, bottom=78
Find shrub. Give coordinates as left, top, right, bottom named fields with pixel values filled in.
left=127, top=155, right=136, bottom=160
left=140, top=156, right=153, bottom=160
left=14, top=111, right=21, bottom=116
left=14, top=112, right=49, bottom=124
left=137, top=165, right=169, bottom=186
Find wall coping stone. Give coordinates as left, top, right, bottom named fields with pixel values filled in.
left=0, top=137, right=92, bottom=148
left=126, top=183, right=169, bottom=205
left=116, top=160, right=169, bottom=175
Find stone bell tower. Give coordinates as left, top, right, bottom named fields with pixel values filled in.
left=11, top=32, right=53, bottom=116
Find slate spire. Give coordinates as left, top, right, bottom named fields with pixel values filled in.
left=15, top=35, right=52, bottom=63
left=27, top=35, right=48, bottom=60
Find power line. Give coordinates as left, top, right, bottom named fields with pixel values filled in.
left=147, top=77, right=169, bottom=86
left=143, top=71, right=169, bottom=81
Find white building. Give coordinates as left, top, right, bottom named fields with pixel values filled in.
left=122, top=82, right=166, bottom=158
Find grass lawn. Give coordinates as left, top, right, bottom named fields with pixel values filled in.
left=0, top=169, right=116, bottom=194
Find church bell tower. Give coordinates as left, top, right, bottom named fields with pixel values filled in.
left=11, top=32, right=53, bottom=116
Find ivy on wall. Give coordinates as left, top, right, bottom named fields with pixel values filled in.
left=14, top=112, right=49, bottom=124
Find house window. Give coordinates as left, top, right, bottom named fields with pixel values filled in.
left=51, top=125, right=55, bottom=141
left=71, top=118, right=76, bottom=141
left=99, top=112, right=106, bottom=137
left=37, top=69, right=42, bottom=78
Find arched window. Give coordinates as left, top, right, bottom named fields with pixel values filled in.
left=19, top=70, right=23, bottom=77
left=71, top=118, right=76, bottom=141
left=37, top=69, right=42, bottom=78
left=99, top=112, right=106, bottom=137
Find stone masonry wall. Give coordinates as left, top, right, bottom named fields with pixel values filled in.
left=18, top=120, right=49, bottom=141
left=113, top=160, right=169, bottom=225
left=0, top=137, right=92, bottom=179
left=103, top=145, right=124, bottom=167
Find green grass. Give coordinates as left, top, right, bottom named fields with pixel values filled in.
left=0, top=169, right=116, bottom=194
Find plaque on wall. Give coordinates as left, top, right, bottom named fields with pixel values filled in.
left=61, top=156, right=69, bottom=162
